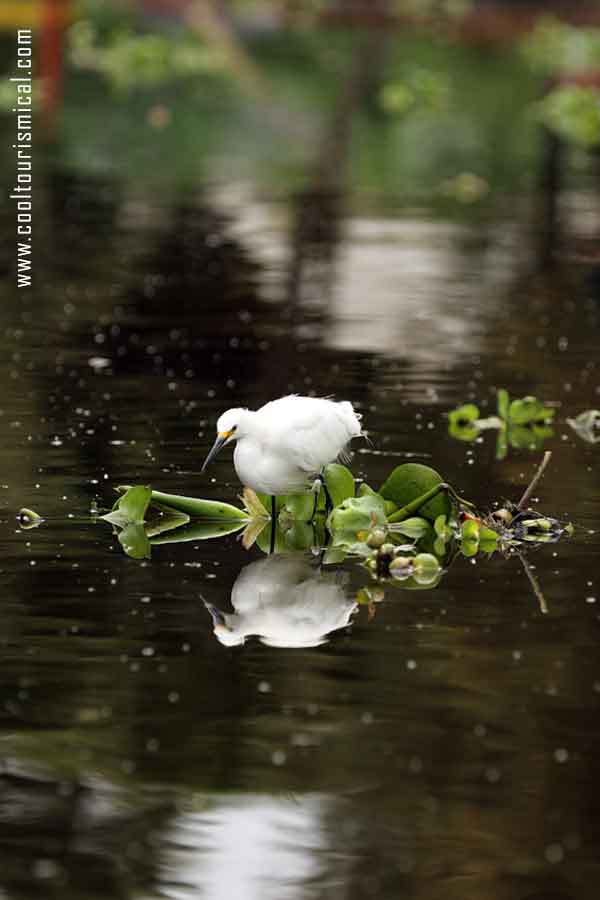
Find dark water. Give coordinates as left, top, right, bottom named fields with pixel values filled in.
left=1, top=172, right=600, bottom=900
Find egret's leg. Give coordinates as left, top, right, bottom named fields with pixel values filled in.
left=318, top=472, right=334, bottom=515
left=270, top=495, right=276, bottom=554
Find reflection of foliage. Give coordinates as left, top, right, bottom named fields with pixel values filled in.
left=447, top=389, right=555, bottom=459
left=523, top=18, right=600, bottom=75
left=380, top=68, right=450, bottom=116
left=522, top=18, right=600, bottom=148
left=68, top=20, right=225, bottom=92
left=538, top=86, right=600, bottom=148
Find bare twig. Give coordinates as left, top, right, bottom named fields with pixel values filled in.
left=518, top=552, right=548, bottom=615
left=517, top=451, right=552, bottom=510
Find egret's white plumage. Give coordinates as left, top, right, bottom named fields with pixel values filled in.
left=203, top=395, right=362, bottom=496
left=205, top=554, right=357, bottom=648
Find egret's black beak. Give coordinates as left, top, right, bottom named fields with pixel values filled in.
left=201, top=433, right=229, bottom=473
left=203, top=600, right=227, bottom=628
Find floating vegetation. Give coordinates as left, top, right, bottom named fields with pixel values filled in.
left=85, top=448, right=573, bottom=615
left=16, top=508, right=44, bottom=530
left=567, top=409, right=600, bottom=444
left=447, top=389, right=556, bottom=458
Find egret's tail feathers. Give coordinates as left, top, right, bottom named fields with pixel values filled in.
left=339, top=400, right=363, bottom=437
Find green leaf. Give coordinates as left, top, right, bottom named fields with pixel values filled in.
left=102, top=485, right=152, bottom=527
left=412, top=552, right=442, bottom=585
left=448, top=403, right=480, bottom=427
left=461, top=519, right=480, bottom=541
left=281, top=493, right=315, bottom=523
left=508, top=396, right=554, bottom=426
left=497, top=388, right=510, bottom=420
left=144, top=504, right=190, bottom=538
left=329, top=493, right=387, bottom=555
left=117, top=486, right=247, bottom=520
left=509, top=423, right=553, bottom=450
left=390, top=516, right=430, bottom=540
left=448, top=421, right=480, bottom=442
left=461, top=538, right=479, bottom=558
left=150, top=519, right=246, bottom=544
left=282, top=521, right=315, bottom=552
left=118, top=523, right=151, bottom=559
left=323, top=463, right=355, bottom=507
left=380, top=463, right=450, bottom=522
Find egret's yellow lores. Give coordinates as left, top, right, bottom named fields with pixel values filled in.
left=201, top=395, right=363, bottom=518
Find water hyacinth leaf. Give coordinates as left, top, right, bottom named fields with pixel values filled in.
left=434, top=514, right=453, bottom=542
left=381, top=463, right=451, bottom=522
left=497, top=388, right=510, bottom=420
left=282, top=521, right=314, bottom=552
left=256, top=492, right=285, bottom=514
left=449, top=421, right=480, bottom=442
left=117, top=486, right=248, bottom=521
left=448, top=403, right=480, bottom=427
left=150, top=519, right=246, bottom=544
left=329, top=493, right=387, bottom=556
left=461, top=538, right=479, bottom=558
left=144, top=506, right=190, bottom=538
left=510, top=424, right=553, bottom=450
left=323, top=463, right=355, bottom=508
left=282, top=493, right=315, bottom=523
left=321, top=546, right=348, bottom=565
left=479, top=535, right=498, bottom=553
left=102, top=485, right=152, bottom=527
left=390, top=516, right=430, bottom=540
left=495, top=427, right=508, bottom=461
left=508, top=397, right=555, bottom=426
left=118, top=523, right=151, bottom=559
left=412, top=552, right=442, bottom=585
left=433, top=536, right=447, bottom=557
left=256, top=523, right=287, bottom=555
left=329, top=492, right=387, bottom=535
left=461, top=519, right=480, bottom=541
left=358, top=483, right=377, bottom=497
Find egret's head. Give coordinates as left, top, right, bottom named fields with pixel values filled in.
left=216, top=407, right=247, bottom=439
left=203, top=600, right=245, bottom=647
left=201, top=407, right=247, bottom=473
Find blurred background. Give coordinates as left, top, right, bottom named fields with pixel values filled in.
left=1, top=3, right=600, bottom=900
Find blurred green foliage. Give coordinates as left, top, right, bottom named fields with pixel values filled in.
left=522, top=18, right=600, bottom=147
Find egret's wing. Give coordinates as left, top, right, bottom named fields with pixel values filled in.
left=257, top=397, right=361, bottom=473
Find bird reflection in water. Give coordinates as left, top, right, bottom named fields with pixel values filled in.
left=204, top=554, right=357, bottom=648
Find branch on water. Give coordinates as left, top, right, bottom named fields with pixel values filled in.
left=517, top=451, right=552, bottom=511
left=518, top=552, right=548, bottom=615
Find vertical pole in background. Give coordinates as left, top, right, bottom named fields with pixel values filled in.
left=39, top=0, right=67, bottom=134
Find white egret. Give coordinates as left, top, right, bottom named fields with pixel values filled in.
left=204, top=554, right=357, bottom=648
left=201, top=395, right=363, bottom=523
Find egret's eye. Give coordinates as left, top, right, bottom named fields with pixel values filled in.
left=231, top=425, right=237, bottom=432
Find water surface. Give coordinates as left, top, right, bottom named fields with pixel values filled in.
left=1, top=174, right=600, bottom=900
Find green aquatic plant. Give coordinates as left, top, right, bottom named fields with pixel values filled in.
left=17, top=508, right=44, bottom=530
left=447, top=389, right=555, bottom=458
